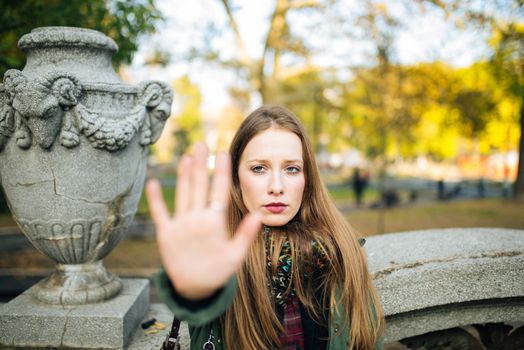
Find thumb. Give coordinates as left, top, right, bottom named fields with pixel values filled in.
left=229, top=212, right=263, bottom=264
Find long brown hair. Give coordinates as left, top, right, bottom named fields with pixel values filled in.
left=224, top=105, right=384, bottom=349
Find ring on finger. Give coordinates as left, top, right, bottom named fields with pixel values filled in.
left=209, top=201, right=225, bottom=212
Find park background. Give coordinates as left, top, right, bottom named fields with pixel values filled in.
left=0, top=0, right=523, bottom=301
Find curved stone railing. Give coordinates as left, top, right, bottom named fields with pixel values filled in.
left=365, top=227, right=524, bottom=344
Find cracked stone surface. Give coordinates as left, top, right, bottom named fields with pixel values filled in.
left=0, top=301, right=192, bottom=350
left=0, top=139, right=146, bottom=226
left=0, top=279, right=149, bottom=349
left=364, top=228, right=524, bottom=341
left=0, top=139, right=147, bottom=293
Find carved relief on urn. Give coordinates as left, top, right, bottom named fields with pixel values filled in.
left=0, top=27, right=173, bottom=305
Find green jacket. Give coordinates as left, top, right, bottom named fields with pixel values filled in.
left=155, top=270, right=383, bottom=350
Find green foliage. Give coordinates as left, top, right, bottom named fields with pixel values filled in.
left=425, top=0, right=524, bottom=197
left=278, top=60, right=520, bottom=162
left=0, top=0, right=164, bottom=77
left=488, top=22, right=523, bottom=119
left=275, top=68, right=335, bottom=152
left=341, top=62, right=453, bottom=159
left=488, top=20, right=524, bottom=199
left=448, top=62, right=499, bottom=140
left=452, top=89, right=495, bottom=137
left=172, top=76, right=204, bottom=158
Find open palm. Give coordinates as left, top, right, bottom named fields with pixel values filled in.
left=146, top=143, right=262, bottom=300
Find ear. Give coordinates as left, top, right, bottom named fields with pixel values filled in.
left=47, top=72, right=83, bottom=107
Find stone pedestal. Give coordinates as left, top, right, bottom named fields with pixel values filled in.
left=0, top=279, right=149, bottom=349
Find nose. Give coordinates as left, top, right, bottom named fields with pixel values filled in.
left=268, top=172, right=284, bottom=195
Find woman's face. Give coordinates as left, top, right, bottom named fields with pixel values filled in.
left=238, top=128, right=305, bottom=227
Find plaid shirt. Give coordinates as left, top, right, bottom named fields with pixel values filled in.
left=279, top=296, right=305, bottom=350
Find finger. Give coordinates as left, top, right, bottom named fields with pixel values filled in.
left=145, top=179, right=170, bottom=226
left=190, top=143, right=209, bottom=210
left=229, top=212, right=263, bottom=266
left=175, top=155, right=192, bottom=215
left=209, top=152, right=231, bottom=208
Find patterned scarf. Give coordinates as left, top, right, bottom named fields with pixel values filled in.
left=264, top=226, right=328, bottom=350
left=265, top=233, right=327, bottom=308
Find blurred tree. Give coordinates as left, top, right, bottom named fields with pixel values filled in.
left=343, top=1, right=401, bottom=234
left=451, top=89, right=495, bottom=138
left=216, top=0, right=322, bottom=105
left=179, top=0, right=331, bottom=151
left=489, top=23, right=524, bottom=199
left=445, top=63, right=498, bottom=157
left=0, top=0, right=164, bottom=77
left=215, top=106, right=245, bottom=151
left=424, top=0, right=524, bottom=198
left=171, top=76, right=204, bottom=159
left=276, top=67, right=339, bottom=153
left=342, top=60, right=519, bottom=161
left=343, top=62, right=454, bottom=160
left=144, top=48, right=172, bottom=67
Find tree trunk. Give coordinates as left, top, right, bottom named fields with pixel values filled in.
left=514, top=101, right=524, bottom=201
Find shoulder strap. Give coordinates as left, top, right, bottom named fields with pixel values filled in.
left=161, top=316, right=181, bottom=350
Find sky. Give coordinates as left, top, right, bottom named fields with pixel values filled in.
left=124, top=0, right=493, bottom=118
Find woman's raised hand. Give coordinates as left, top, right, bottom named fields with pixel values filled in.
left=146, top=143, right=262, bottom=300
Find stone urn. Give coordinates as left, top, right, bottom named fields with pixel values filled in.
left=0, top=27, right=172, bottom=305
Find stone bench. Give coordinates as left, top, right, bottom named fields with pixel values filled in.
left=366, top=228, right=524, bottom=343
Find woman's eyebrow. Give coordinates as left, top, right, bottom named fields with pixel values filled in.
left=245, top=159, right=269, bottom=164
left=245, top=159, right=303, bottom=164
left=283, top=159, right=303, bottom=164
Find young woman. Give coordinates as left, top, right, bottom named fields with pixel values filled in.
left=146, top=105, right=384, bottom=350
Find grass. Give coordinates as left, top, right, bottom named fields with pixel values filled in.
left=0, top=238, right=162, bottom=271
left=0, top=215, right=15, bottom=227
left=346, top=198, right=524, bottom=236
left=137, top=186, right=176, bottom=214
left=326, top=185, right=380, bottom=202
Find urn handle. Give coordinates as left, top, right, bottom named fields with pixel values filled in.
left=138, top=80, right=173, bottom=146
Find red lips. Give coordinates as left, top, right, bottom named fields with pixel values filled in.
left=264, top=202, right=287, bottom=214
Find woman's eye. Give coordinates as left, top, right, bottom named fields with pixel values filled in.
left=286, top=166, right=301, bottom=174
left=251, top=165, right=265, bottom=173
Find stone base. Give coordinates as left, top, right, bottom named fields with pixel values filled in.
left=0, top=278, right=149, bottom=349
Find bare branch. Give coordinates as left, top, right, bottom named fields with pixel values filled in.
left=288, top=0, right=319, bottom=9
left=258, top=0, right=289, bottom=101
left=219, top=0, right=253, bottom=67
